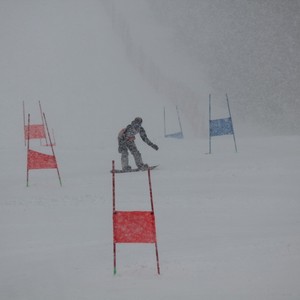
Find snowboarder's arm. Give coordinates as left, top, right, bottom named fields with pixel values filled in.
left=140, top=127, right=159, bottom=150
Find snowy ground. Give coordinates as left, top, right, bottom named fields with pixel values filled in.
left=1, top=134, right=300, bottom=300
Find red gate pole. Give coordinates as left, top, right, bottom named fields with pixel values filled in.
left=148, top=167, right=154, bottom=212
left=112, top=160, right=116, bottom=212
left=43, top=113, right=62, bottom=186
left=23, top=101, right=26, bottom=146
left=154, top=241, right=160, bottom=275
left=39, top=101, right=49, bottom=146
left=26, top=114, right=30, bottom=187
left=52, top=128, right=56, bottom=146
left=147, top=168, right=160, bottom=275
left=112, top=160, right=117, bottom=275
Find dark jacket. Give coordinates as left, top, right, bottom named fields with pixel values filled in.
left=118, top=124, right=154, bottom=148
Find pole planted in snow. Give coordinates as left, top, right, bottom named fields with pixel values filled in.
left=39, top=101, right=49, bottom=146
left=226, top=94, right=238, bottom=153
left=43, top=113, right=62, bottom=186
left=112, top=160, right=117, bottom=275
left=209, top=94, right=212, bottom=154
left=147, top=167, right=160, bottom=275
left=26, top=114, right=30, bottom=187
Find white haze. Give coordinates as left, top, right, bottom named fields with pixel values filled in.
left=0, top=1, right=300, bottom=299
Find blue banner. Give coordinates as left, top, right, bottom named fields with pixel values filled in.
left=210, top=117, right=233, bottom=137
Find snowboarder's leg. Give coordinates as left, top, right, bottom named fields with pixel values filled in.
left=120, top=148, right=131, bottom=171
left=127, top=141, right=148, bottom=170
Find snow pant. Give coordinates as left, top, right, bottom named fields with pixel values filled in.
left=120, top=140, right=143, bottom=169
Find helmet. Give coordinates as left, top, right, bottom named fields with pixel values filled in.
left=133, top=117, right=142, bottom=125
left=131, top=117, right=143, bottom=130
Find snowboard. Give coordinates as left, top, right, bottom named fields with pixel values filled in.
left=111, top=165, right=158, bottom=174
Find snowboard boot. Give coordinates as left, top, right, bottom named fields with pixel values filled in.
left=122, top=166, right=132, bottom=172
left=138, top=163, right=149, bottom=171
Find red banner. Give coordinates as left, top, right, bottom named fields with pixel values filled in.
left=24, top=124, right=46, bottom=140
left=113, top=211, right=157, bottom=243
left=27, top=149, right=57, bottom=170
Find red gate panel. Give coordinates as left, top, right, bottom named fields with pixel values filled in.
left=27, top=149, right=57, bottom=169
left=24, top=124, right=46, bottom=140
left=113, top=211, right=157, bottom=243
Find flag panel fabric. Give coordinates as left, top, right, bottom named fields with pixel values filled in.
left=165, top=132, right=184, bottom=139
left=27, top=149, right=57, bottom=169
left=113, top=211, right=157, bottom=243
left=24, top=124, right=45, bottom=139
left=210, top=117, right=233, bottom=136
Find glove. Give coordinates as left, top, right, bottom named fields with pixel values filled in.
left=152, top=144, right=159, bottom=151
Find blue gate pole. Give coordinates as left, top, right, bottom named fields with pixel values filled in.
left=226, top=94, right=237, bottom=152
left=176, top=106, right=184, bottom=138
left=209, top=94, right=212, bottom=154
left=163, top=107, right=166, bottom=137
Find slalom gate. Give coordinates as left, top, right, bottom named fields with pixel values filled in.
left=111, top=160, right=160, bottom=275
left=164, top=105, right=184, bottom=139
left=23, top=101, right=56, bottom=147
left=209, top=94, right=238, bottom=154
left=26, top=113, right=62, bottom=186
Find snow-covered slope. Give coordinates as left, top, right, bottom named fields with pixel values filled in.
left=1, top=135, right=300, bottom=300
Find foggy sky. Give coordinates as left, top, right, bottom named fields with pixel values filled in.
left=141, top=0, right=300, bottom=133
left=146, top=0, right=300, bottom=134
left=1, top=0, right=299, bottom=137
left=105, top=0, right=300, bottom=135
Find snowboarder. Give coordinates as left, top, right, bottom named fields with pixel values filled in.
left=118, top=117, right=159, bottom=171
